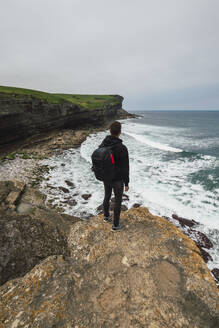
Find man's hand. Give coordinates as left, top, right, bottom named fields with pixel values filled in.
left=125, top=185, right=129, bottom=192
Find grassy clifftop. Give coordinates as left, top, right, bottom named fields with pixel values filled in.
left=0, top=86, right=123, bottom=109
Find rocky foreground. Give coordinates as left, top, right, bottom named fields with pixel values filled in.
left=0, top=181, right=218, bottom=327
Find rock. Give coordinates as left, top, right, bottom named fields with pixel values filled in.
left=196, top=245, right=213, bottom=263
left=65, top=180, right=75, bottom=188
left=61, top=163, right=65, bottom=166
left=172, top=214, right=198, bottom=227
left=81, top=193, right=92, bottom=200
left=121, top=204, right=128, bottom=211
left=0, top=181, right=80, bottom=287
left=16, top=202, right=34, bottom=214
left=0, top=180, right=26, bottom=210
left=6, top=190, right=20, bottom=205
left=96, top=203, right=104, bottom=213
left=123, top=193, right=129, bottom=200
left=211, top=268, right=219, bottom=283
left=0, top=211, right=70, bottom=287
left=187, top=229, right=213, bottom=249
left=64, top=199, right=77, bottom=207
left=132, top=203, right=142, bottom=208
left=163, top=216, right=214, bottom=265
left=59, top=186, right=70, bottom=193
left=20, top=186, right=46, bottom=208
left=0, top=207, right=218, bottom=327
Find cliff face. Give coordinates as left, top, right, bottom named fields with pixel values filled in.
left=0, top=86, right=131, bottom=146
left=0, top=180, right=218, bottom=328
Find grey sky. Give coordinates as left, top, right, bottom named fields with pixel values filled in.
left=1, top=0, right=219, bottom=110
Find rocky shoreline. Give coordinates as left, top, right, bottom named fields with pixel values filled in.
left=0, top=118, right=219, bottom=326
left=0, top=178, right=218, bottom=326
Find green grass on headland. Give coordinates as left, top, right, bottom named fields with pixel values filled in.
left=0, top=86, right=122, bottom=109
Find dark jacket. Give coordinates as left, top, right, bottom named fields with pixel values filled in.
left=99, top=135, right=129, bottom=186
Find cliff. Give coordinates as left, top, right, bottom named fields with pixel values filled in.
left=0, top=86, right=132, bottom=146
left=0, top=180, right=218, bottom=327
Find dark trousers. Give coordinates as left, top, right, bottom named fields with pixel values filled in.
left=103, top=180, right=124, bottom=227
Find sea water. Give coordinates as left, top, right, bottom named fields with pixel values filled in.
left=40, top=110, right=219, bottom=271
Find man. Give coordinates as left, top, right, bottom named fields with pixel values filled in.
left=99, top=121, right=129, bottom=231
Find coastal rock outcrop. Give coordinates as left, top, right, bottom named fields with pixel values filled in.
left=0, top=207, right=218, bottom=327
left=0, top=180, right=79, bottom=286
left=0, top=86, right=133, bottom=147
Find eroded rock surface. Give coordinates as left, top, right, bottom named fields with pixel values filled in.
left=0, top=207, right=218, bottom=327
left=0, top=180, right=79, bottom=286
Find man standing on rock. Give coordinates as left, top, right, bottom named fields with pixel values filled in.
left=99, top=121, right=129, bottom=231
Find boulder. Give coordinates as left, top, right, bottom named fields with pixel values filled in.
left=0, top=180, right=25, bottom=210
left=172, top=214, right=198, bottom=227
left=211, top=268, right=219, bottom=282
left=64, top=199, right=77, bottom=207
left=132, top=203, right=142, bottom=208
left=0, top=181, right=79, bottom=287
left=81, top=193, right=92, bottom=200
left=186, top=229, right=213, bottom=249
left=0, top=211, right=69, bottom=286
left=65, top=180, right=75, bottom=188
left=59, top=186, right=69, bottom=193
left=121, top=204, right=128, bottom=211
left=0, top=207, right=218, bottom=327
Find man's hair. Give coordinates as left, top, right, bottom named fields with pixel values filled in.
left=110, top=121, right=121, bottom=136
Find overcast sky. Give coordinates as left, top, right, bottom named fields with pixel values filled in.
left=1, top=0, right=219, bottom=110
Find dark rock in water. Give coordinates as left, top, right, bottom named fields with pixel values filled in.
left=172, top=214, right=198, bottom=227
left=121, top=204, right=128, bottom=211
left=0, top=211, right=70, bottom=287
left=132, top=203, right=142, bottom=208
left=65, top=180, right=75, bottom=188
left=211, top=268, right=219, bottom=283
left=80, top=211, right=94, bottom=220
left=163, top=215, right=214, bottom=266
left=59, top=186, right=70, bottom=193
left=196, top=245, right=213, bottom=263
left=63, top=199, right=77, bottom=207
left=123, top=193, right=129, bottom=200
left=97, top=204, right=104, bottom=213
left=187, top=229, right=213, bottom=249
left=61, top=163, right=65, bottom=166
left=81, top=194, right=91, bottom=200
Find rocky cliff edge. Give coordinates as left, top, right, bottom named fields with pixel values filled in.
left=0, top=86, right=133, bottom=146
left=0, top=181, right=218, bottom=328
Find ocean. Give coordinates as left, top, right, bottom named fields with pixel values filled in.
left=40, top=110, right=219, bottom=271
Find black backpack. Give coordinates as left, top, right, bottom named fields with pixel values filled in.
left=91, top=145, right=116, bottom=182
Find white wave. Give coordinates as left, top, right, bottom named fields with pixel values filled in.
left=39, top=118, right=219, bottom=272
left=123, top=131, right=183, bottom=153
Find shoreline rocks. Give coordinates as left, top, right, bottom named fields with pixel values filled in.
left=0, top=207, right=218, bottom=327
left=164, top=214, right=218, bottom=284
